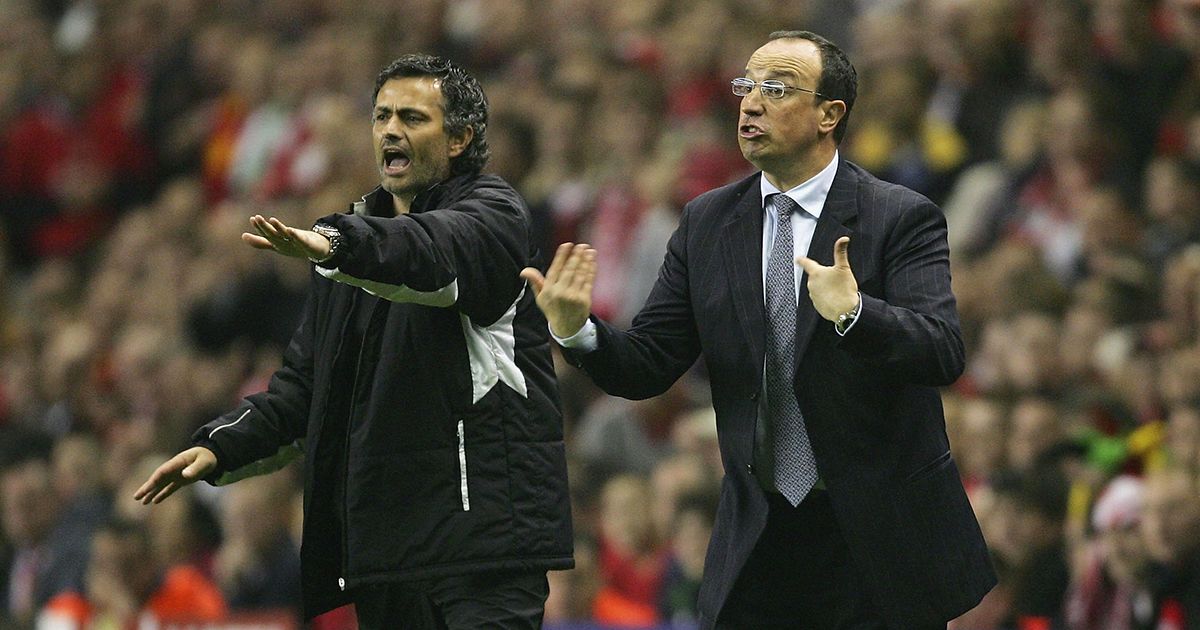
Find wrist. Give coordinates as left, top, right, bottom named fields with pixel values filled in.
left=310, top=223, right=342, bottom=263
left=834, top=293, right=862, bottom=335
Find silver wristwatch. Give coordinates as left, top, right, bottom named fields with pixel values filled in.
left=835, top=294, right=862, bottom=335
left=310, top=223, right=343, bottom=263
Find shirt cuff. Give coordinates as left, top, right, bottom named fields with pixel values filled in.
left=835, top=293, right=863, bottom=337
left=552, top=319, right=599, bottom=352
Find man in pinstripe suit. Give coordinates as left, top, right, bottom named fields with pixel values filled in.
left=523, top=31, right=995, bottom=629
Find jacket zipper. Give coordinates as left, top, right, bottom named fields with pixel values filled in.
left=457, top=420, right=470, bottom=511
left=339, top=297, right=380, bottom=591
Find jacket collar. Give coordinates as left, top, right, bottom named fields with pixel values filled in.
left=352, top=173, right=483, bottom=216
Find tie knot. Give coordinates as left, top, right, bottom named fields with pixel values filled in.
left=773, top=194, right=797, bottom=218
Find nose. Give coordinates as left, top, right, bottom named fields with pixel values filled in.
left=382, top=114, right=403, bottom=139
left=740, top=90, right=765, bottom=116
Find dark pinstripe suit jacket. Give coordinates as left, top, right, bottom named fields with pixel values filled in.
left=569, top=158, right=997, bottom=628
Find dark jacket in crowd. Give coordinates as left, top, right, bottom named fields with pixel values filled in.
left=194, top=174, right=573, bottom=619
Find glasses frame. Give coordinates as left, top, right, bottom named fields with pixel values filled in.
left=731, top=78, right=828, bottom=101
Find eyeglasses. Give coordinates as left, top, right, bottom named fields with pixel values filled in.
left=731, top=78, right=827, bottom=100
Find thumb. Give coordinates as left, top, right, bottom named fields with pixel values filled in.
left=181, top=457, right=208, bottom=480
left=520, top=268, right=545, bottom=295
left=833, top=236, right=851, bottom=270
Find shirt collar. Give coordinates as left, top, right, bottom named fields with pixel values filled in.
left=759, top=150, right=839, bottom=218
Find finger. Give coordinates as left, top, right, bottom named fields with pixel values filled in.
left=544, top=243, right=574, bottom=283
left=134, top=462, right=176, bottom=499
left=268, top=217, right=294, bottom=239
left=252, top=218, right=277, bottom=242
left=151, top=481, right=179, bottom=504
left=254, top=216, right=285, bottom=241
left=558, top=243, right=589, bottom=285
left=520, top=268, right=546, bottom=295
left=249, top=215, right=270, bottom=235
left=132, top=478, right=157, bottom=501
left=181, top=462, right=202, bottom=480
left=571, top=248, right=597, bottom=292
left=796, top=255, right=823, bottom=276
left=284, top=227, right=317, bottom=256
left=138, top=480, right=165, bottom=505
left=242, top=233, right=275, bottom=249
left=833, top=236, right=851, bottom=270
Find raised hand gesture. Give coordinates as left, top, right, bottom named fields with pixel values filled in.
left=519, top=243, right=597, bottom=338
left=797, top=236, right=860, bottom=322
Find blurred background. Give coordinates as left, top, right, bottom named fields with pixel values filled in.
left=1, top=0, right=1199, bottom=628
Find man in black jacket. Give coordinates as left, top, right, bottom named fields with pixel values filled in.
left=135, top=54, right=573, bottom=629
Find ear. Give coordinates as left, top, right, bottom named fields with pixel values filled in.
left=819, top=100, right=847, bottom=136
left=447, top=125, right=475, bottom=159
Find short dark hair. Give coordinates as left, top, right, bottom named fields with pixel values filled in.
left=373, top=54, right=490, bottom=177
left=768, top=30, right=857, bottom=144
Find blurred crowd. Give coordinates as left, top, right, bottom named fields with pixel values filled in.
left=1, top=0, right=1200, bottom=628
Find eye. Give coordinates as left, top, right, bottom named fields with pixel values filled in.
left=374, top=112, right=388, bottom=122
left=403, top=113, right=424, bottom=125
left=760, top=81, right=786, bottom=99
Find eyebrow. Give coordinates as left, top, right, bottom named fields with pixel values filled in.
left=373, top=106, right=430, bottom=118
left=743, top=68, right=801, bottom=81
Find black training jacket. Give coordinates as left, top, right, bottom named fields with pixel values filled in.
left=193, top=174, right=573, bottom=619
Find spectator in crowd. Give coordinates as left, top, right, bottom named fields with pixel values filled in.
left=37, top=518, right=226, bottom=628
left=1006, top=466, right=1071, bottom=628
left=658, top=490, right=718, bottom=626
left=1064, top=475, right=1155, bottom=630
left=1143, top=468, right=1200, bottom=625
left=0, top=429, right=93, bottom=628
left=214, top=469, right=302, bottom=620
left=593, top=474, right=668, bottom=627
left=1008, top=396, right=1067, bottom=474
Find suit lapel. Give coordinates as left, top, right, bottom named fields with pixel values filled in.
left=720, top=175, right=767, bottom=375
left=794, top=160, right=858, bottom=368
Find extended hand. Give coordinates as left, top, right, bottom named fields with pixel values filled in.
left=132, top=446, right=217, bottom=505
left=242, top=215, right=331, bottom=260
left=519, top=243, right=596, bottom=338
left=797, top=236, right=859, bottom=322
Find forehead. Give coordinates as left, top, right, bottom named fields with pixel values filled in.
left=745, top=38, right=822, bottom=80
left=374, top=76, right=444, bottom=110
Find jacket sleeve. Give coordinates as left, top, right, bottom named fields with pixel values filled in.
left=836, top=199, right=966, bottom=386
left=314, top=182, right=528, bottom=327
left=565, top=203, right=703, bottom=399
left=193, top=289, right=315, bottom=475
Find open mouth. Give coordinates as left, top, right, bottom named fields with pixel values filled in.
left=739, top=124, right=764, bottom=138
left=382, top=147, right=411, bottom=175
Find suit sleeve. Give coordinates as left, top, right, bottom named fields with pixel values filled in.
left=192, top=288, right=315, bottom=475
left=314, top=183, right=527, bottom=327
left=837, top=199, right=966, bottom=386
left=566, top=204, right=703, bottom=399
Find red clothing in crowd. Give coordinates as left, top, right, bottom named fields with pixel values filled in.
left=39, top=565, right=227, bottom=628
